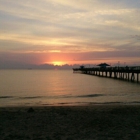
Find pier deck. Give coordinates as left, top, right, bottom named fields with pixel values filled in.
left=73, top=66, right=140, bottom=83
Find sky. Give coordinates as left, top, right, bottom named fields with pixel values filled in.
left=0, top=0, right=140, bottom=68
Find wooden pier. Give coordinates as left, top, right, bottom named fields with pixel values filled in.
left=73, top=66, right=140, bottom=83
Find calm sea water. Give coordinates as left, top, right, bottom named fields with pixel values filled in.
left=0, top=70, right=140, bottom=107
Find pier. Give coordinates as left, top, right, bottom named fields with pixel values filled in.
left=73, top=66, right=140, bottom=83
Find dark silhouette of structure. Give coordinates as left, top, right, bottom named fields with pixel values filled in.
left=73, top=65, right=140, bottom=83
left=97, top=63, right=110, bottom=68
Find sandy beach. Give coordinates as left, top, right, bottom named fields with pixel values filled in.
left=0, top=105, right=140, bottom=140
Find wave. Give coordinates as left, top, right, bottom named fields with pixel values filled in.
left=0, top=94, right=105, bottom=101
left=131, top=101, right=140, bottom=104
left=0, top=96, right=44, bottom=100
left=28, top=94, right=105, bottom=99
left=18, top=96, right=45, bottom=99
left=55, top=94, right=105, bottom=99
left=77, top=94, right=104, bottom=98
left=48, top=101, right=140, bottom=106
left=0, top=96, right=14, bottom=99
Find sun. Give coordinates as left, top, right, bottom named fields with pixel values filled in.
left=52, top=61, right=65, bottom=66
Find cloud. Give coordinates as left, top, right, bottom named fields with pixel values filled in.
left=130, top=35, right=140, bottom=40
left=0, top=0, right=140, bottom=67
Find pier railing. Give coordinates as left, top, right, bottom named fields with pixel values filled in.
left=73, top=66, right=140, bottom=83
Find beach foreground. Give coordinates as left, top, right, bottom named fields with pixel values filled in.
left=0, top=105, right=140, bottom=140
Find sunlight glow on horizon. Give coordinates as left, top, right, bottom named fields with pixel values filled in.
left=51, top=61, right=67, bottom=66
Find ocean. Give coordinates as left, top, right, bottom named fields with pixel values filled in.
left=0, top=69, right=140, bottom=107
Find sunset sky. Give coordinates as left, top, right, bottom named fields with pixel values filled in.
left=0, top=0, right=140, bottom=67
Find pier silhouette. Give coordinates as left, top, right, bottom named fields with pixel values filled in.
left=73, top=64, right=140, bottom=83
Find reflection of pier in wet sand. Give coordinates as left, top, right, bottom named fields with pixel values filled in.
left=73, top=66, right=140, bottom=83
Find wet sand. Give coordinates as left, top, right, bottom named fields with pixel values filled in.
left=0, top=105, right=140, bottom=140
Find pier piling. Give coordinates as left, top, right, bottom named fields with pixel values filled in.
left=73, top=66, right=140, bottom=83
